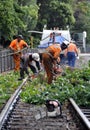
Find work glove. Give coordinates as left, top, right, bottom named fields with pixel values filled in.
left=77, top=56, right=79, bottom=59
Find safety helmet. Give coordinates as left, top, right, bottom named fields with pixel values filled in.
left=63, top=40, right=69, bottom=45
left=17, top=35, right=23, bottom=39
left=32, top=53, right=40, bottom=61
left=61, top=40, right=69, bottom=50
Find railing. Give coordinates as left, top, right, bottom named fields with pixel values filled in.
left=0, top=48, right=41, bottom=73
left=0, top=49, right=14, bottom=73
left=0, top=49, right=27, bottom=73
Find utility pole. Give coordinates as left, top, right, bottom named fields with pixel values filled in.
left=83, top=31, right=87, bottom=53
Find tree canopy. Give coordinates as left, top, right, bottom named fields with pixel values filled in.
left=37, top=0, right=90, bottom=44
left=0, top=0, right=90, bottom=44
left=0, top=0, right=38, bottom=41
left=37, top=0, right=75, bottom=30
left=71, top=0, right=90, bottom=43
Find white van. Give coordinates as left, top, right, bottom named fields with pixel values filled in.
left=38, top=29, right=71, bottom=48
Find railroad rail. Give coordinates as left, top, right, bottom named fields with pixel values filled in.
left=0, top=77, right=28, bottom=130
left=69, top=98, right=90, bottom=130
left=0, top=77, right=90, bottom=130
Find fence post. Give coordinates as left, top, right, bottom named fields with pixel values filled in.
left=83, top=31, right=87, bottom=53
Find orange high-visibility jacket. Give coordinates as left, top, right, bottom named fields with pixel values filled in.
left=65, top=42, right=78, bottom=55
left=9, top=39, right=28, bottom=51
left=46, top=44, right=61, bottom=59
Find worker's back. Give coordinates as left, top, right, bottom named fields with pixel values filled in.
left=46, top=44, right=61, bottom=59
left=67, top=42, right=78, bottom=53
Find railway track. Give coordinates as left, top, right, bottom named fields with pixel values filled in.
left=0, top=77, right=28, bottom=130
left=0, top=77, right=90, bottom=130
left=69, top=98, right=90, bottom=130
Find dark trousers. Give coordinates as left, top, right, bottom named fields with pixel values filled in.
left=20, top=67, right=29, bottom=78
left=20, top=61, right=40, bottom=78
left=67, top=52, right=76, bottom=67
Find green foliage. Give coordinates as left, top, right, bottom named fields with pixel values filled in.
left=0, top=0, right=15, bottom=39
left=20, top=67, right=90, bottom=107
left=36, top=0, right=75, bottom=30
left=71, top=1, right=90, bottom=44
left=37, top=0, right=90, bottom=44
left=48, top=2, right=75, bottom=29
left=0, top=71, right=21, bottom=109
left=0, top=0, right=38, bottom=41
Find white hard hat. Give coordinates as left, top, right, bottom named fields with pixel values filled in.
left=32, top=53, right=40, bottom=61
left=70, top=40, right=75, bottom=43
left=63, top=40, right=69, bottom=45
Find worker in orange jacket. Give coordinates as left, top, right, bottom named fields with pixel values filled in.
left=64, top=41, right=79, bottom=67
left=9, top=35, right=28, bottom=71
left=42, top=44, right=62, bottom=84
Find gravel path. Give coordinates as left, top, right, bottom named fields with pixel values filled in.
left=75, top=53, right=90, bottom=68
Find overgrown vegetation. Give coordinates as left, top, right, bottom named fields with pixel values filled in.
left=20, top=67, right=90, bottom=107
left=0, top=66, right=90, bottom=111
left=0, top=71, right=21, bottom=110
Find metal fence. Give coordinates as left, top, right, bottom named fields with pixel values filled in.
left=0, top=49, right=14, bottom=73
left=0, top=48, right=41, bottom=73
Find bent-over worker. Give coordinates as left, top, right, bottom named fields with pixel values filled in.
left=42, top=44, right=61, bottom=84
left=18, top=53, right=41, bottom=80
left=42, top=41, right=69, bottom=84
